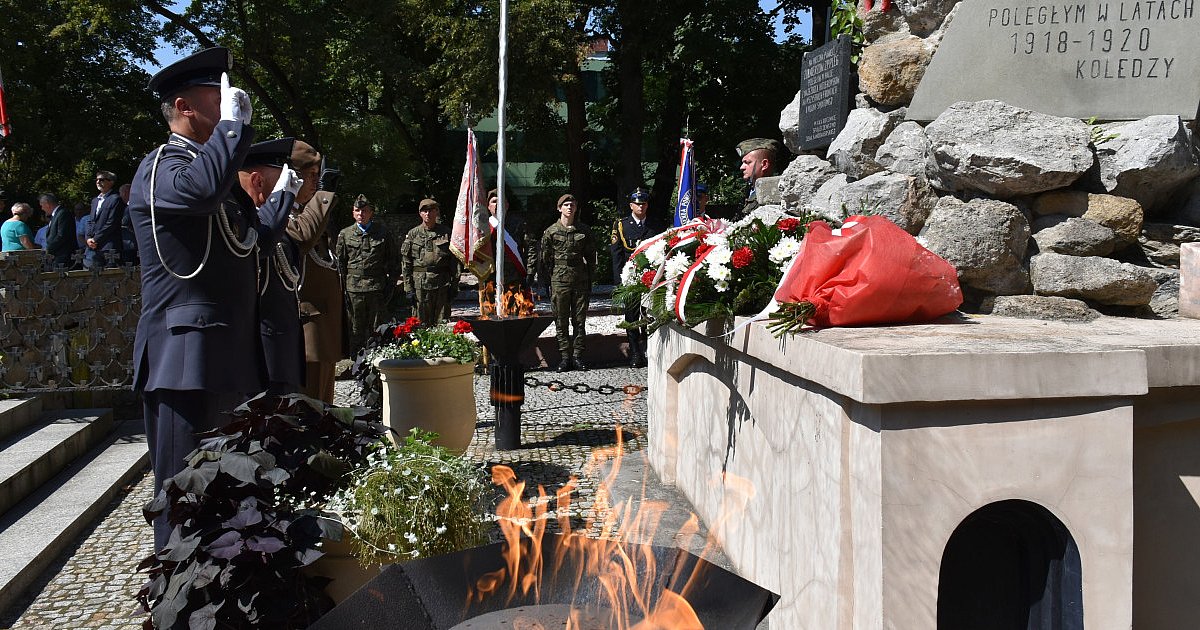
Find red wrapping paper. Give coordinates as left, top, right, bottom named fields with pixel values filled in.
left=773, top=215, right=962, bottom=327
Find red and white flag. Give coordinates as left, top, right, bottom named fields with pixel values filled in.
left=0, top=65, right=13, bottom=139
left=489, top=215, right=526, bottom=276
left=450, top=127, right=494, bottom=277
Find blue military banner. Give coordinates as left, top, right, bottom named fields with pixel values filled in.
left=673, top=139, right=696, bottom=228
left=450, top=128, right=494, bottom=278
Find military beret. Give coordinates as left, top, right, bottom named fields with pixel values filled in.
left=696, top=182, right=708, bottom=194
left=242, top=138, right=295, bottom=169
left=735, top=138, right=784, bottom=160
left=628, top=187, right=650, bottom=202
left=557, top=194, right=576, bottom=207
left=290, top=140, right=321, bottom=172
left=419, top=198, right=439, bottom=211
left=353, top=194, right=373, bottom=209
left=148, top=47, right=233, bottom=101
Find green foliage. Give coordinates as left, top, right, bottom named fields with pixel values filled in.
left=840, top=194, right=884, bottom=220
left=830, top=0, right=865, bottom=64
left=328, top=429, right=489, bottom=566
left=766, top=300, right=818, bottom=337
left=1084, top=116, right=1119, bottom=146
left=137, top=394, right=386, bottom=629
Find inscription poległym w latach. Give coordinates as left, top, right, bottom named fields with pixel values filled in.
left=907, top=0, right=1200, bottom=121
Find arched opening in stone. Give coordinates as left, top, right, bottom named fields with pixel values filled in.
left=937, top=499, right=1083, bottom=630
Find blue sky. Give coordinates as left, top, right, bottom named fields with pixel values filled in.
left=144, top=2, right=809, bottom=72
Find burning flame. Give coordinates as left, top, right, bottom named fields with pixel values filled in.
left=470, top=426, right=707, bottom=629
left=479, top=280, right=537, bottom=320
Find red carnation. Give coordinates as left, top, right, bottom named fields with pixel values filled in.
left=777, top=218, right=801, bottom=232
left=641, top=270, right=657, bottom=288
left=406, top=316, right=422, bottom=328
left=393, top=325, right=409, bottom=338
left=453, top=320, right=473, bottom=334
left=732, top=246, right=754, bottom=269
left=695, top=243, right=713, bottom=259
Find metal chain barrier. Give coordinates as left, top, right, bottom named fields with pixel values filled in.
left=523, top=375, right=645, bottom=397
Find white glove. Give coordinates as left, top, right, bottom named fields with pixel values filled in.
left=272, top=164, right=304, bottom=196
left=219, top=72, right=252, bottom=125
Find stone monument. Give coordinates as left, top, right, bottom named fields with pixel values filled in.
left=793, top=35, right=854, bottom=150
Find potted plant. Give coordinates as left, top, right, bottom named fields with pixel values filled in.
left=325, top=428, right=489, bottom=570
left=137, top=394, right=385, bottom=629
left=351, top=317, right=481, bottom=453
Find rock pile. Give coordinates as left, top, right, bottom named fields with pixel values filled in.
left=773, top=0, right=1199, bottom=319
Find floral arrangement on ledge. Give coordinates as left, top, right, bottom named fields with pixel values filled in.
left=613, top=206, right=811, bottom=331
left=350, top=317, right=481, bottom=408
left=327, top=428, right=489, bottom=566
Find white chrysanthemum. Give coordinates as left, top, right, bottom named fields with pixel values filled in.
left=704, top=232, right=729, bottom=250
left=620, top=260, right=637, bottom=285
left=705, top=245, right=731, bottom=266
left=645, top=240, right=668, bottom=266
left=768, top=236, right=801, bottom=265
left=707, top=263, right=731, bottom=282
left=714, top=280, right=730, bottom=293
left=664, top=252, right=691, bottom=279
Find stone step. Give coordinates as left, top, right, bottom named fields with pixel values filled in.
left=0, top=409, right=114, bottom=517
left=0, top=398, right=45, bottom=444
left=0, top=418, right=148, bottom=614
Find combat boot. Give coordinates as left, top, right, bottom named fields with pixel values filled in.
left=573, top=355, right=588, bottom=371
left=556, top=356, right=573, bottom=372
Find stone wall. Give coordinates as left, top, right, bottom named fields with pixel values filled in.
left=774, top=0, right=1199, bottom=320
left=0, top=251, right=139, bottom=392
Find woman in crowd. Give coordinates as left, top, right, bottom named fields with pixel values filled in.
left=2, top=203, right=36, bottom=251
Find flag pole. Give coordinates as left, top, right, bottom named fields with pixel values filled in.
left=495, top=0, right=509, bottom=317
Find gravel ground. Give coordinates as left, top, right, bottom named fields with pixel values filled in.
left=0, top=365, right=650, bottom=628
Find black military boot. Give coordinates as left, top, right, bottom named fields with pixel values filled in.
left=556, top=356, right=572, bottom=372
left=627, top=329, right=642, bottom=368
left=573, top=355, right=588, bottom=371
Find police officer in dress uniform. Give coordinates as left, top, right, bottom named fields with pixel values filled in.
left=336, top=195, right=398, bottom=352
left=402, top=198, right=460, bottom=325
left=610, top=187, right=662, bottom=368
left=239, top=138, right=304, bottom=395
left=286, top=141, right=341, bottom=403
left=128, top=48, right=296, bottom=549
left=736, top=138, right=784, bottom=219
left=540, top=194, right=596, bottom=372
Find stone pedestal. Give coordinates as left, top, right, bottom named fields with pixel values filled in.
left=1180, top=242, right=1200, bottom=318
left=648, top=315, right=1200, bottom=629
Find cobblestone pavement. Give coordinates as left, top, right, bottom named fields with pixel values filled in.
left=0, top=365, right=649, bottom=629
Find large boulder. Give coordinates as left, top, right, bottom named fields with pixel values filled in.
left=826, top=107, right=905, bottom=180
left=809, top=174, right=850, bottom=222
left=1164, top=177, right=1200, bottom=226
left=918, top=196, right=1030, bottom=295
left=990, top=295, right=1100, bottom=322
left=1093, top=115, right=1200, bottom=214
left=1137, top=223, right=1200, bottom=267
left=1032, top=217, right=1117, bottom=257
left=815, top=171, right=937, bottom=234
left=924, top=100, right=1092, bottom=196
left=857, top=36, right=930, bottom=107
left=1030, top=253, right=1158, bottom=306
left=779, top=91, right=804, bottom=155
left=875, top=121, right=931, bottom=179
left=893, top=0, right=962, bottom=37
left=754, top=176, right=783, bottom=207
left=778, top=155, right=837, bottom=216
left=1145, top=267, right=1180, bottom=318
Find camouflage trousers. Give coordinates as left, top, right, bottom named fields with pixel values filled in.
left=415, top=285, right=452, bottom=326
left=346, top=289, right=387, bottom=353
left=550, top=281, right=589, bottom=358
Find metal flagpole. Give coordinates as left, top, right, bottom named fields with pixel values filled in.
left=495, top=0, right=509, bottom=317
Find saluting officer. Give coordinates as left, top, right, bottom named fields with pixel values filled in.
left=128, top=48, right=295, bottom=549
left=610, top=187, right=662, bottom=367
left=286, top=141, right=341, bottom=403
left=402, top=198, right=460, bottom=325
left=238, top=138, right=304, bottom=395
left=336, top=195, right=398, bottom=352
left=540, top=194, right=596, bottom=372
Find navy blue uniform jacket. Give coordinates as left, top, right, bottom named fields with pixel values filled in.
left=259, top=214, right=304, bottom=389
left=128, top=120, right=269, bottom=394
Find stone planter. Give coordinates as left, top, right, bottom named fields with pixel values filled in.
left=303, top=535, right=382, bottom=604
left=375, top=356, right=477, bottom=453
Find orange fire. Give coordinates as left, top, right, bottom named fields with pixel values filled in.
left=471, top=426, right=706, bottom=629
left=479, top=280, right=537, bottom=320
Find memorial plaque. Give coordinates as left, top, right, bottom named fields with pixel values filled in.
left=797, top=35, right=853, bottom=150
left=908, top=0, right=1200, bottom=121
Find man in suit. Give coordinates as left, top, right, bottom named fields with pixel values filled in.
left=88, top=170, right=125, bottom=267
left=610, top=187, right=662, bottom=367
left=286, top=141, right=341, bottom=403
left=239, top=138, right=303, bottom=395
left=127, top=47, right=295, bottom=549
left=39, top=194, right=77, bottom=268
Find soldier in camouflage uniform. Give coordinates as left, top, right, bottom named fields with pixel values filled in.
left=336, top=194, right=399, bottom=353
left=540, top=194, right=596, bottom=372
left=401, top=198, right=460, bottom=325
left=736, top=138, right=784, bottom=219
